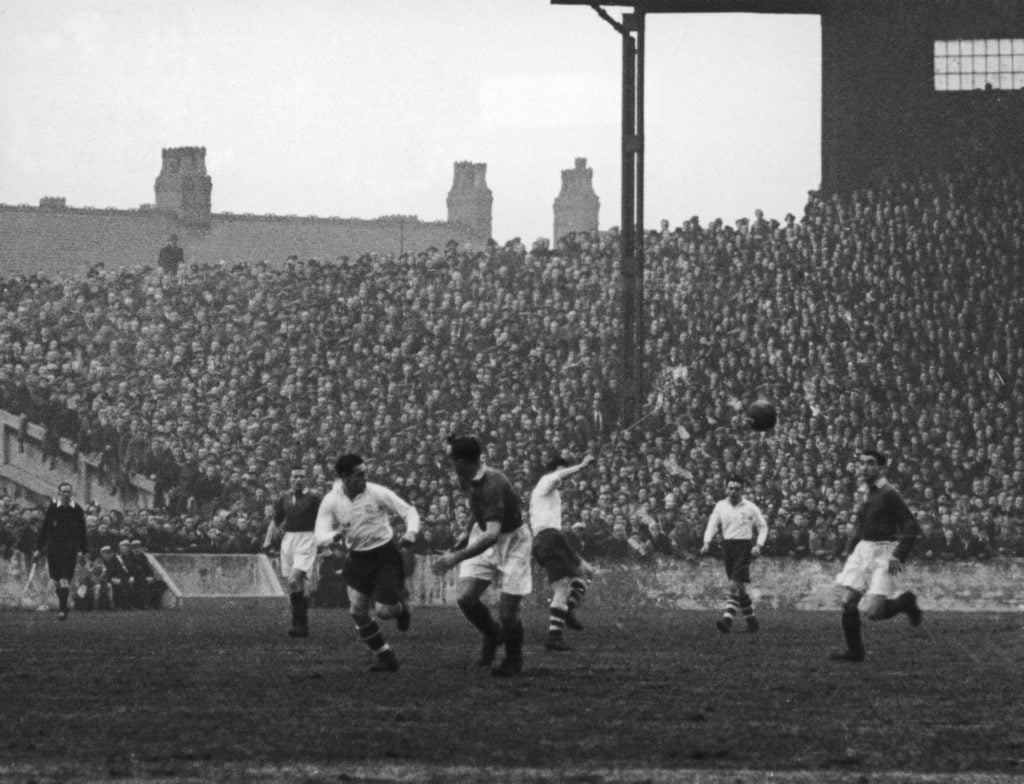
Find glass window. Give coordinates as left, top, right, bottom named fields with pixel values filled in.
left=935, top=38, right=1024, bottom=91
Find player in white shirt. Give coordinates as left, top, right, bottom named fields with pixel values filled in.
left=314, top=454, right=420, bottom=672
left=530, top=454, right=596, bottom=651
left=701, top=474, right=769, bottom=633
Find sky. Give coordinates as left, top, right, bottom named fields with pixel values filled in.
left=0, top=0, right=821, bottom=244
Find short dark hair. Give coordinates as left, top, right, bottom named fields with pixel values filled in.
left=335, top=454, right=364, bottom=477
left=726, top=474, right=745, bottom=486
left=860, top=449, right=887, bottom=467
left=544, top=456, right=570, bottom=473
left=447, top=435, right=481, bottom=463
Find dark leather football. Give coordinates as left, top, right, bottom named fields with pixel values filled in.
left=747, top=399, right=777, bottom=432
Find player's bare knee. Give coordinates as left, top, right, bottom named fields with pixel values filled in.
left=376, top=602, right=400, bottom=620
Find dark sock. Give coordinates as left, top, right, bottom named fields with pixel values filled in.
left=462, top=600, right=501, bottom=639
left=57, top=587, right=69, bottom=612
left=290, top=591, right=306, bottom=625
left=841, top=607, right=864, bottom=654
left=501, top=618, right=524, bottom=660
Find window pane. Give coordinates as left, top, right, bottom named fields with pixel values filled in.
left=1000, top=55, right=1012, bottom=72
left=1014, top=72, right=1024, bottom=89
left=962, top=40, right=974, bottom=56
left=949, top=55, right=960, bottom=73
left=974, top=73, right=989, bottom=90
left=935, top=74, right=948, bottom=90
left=1015, top=39, right=1024, bottom=55
left=974, top=55, right=987, bottom=73
left=987, top=39, right=1000, bottom=55
left=999, top=72, right=1012, bottom=90
left=1000, top=38, right=1012, bottom=55
left=935, top=40, right=946, bottom=56
left=948, top=73, right=961, bottom=91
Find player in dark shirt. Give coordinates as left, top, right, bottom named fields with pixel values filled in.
left=831, top=449, right=922, bottom=662
left=33, top=482, right=88, bottom=620
left=263, top=467, right=322, bottom=637
left=432, top=435, right=533, bottom=677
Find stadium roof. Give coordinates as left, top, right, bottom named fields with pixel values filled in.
left=551, top=0, right=825, bottom=13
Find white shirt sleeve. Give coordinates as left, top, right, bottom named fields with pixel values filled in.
left=703, top=503, right=721, bottom=545
left=314, top=492, right=340, bottom=547
left=377, top=485, right=421, bottom=535
left=751, top=504, right=768, bottom=547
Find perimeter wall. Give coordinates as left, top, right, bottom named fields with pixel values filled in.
left=3, top=554, right=1022, bottom=612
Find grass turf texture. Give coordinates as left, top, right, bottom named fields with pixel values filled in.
left=0, top=603, right=1021, bottom=783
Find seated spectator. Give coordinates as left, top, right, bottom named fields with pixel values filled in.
left=128, top=539, right=165, bottom=608
left=100, top=543, right=131, bottom=609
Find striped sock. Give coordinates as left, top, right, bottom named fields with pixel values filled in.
left=722, top=596, right=739, bottom=625
left=739, top=591, right=755, bottom=620
left=356, top=619, right=390, bottom=656
left=568, top=578, right=587, bottom=610
left=549, top=606, right=570, bottom=633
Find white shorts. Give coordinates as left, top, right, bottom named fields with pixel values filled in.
left=835, top=540, right=901, bottom=597
left=280, top=531, right=317, bottom=577
left=458, top=524, right=533, bottom=596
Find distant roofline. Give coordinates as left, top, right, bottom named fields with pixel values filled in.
left=0, top=203, right=452, bottom=228
left=551, top=0, right=824, bottom=14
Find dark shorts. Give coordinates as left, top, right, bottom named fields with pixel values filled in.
left=343, top=541, right=406, bottom=605
left=722, top=539, right=754, bottom=584
left=47, top=550, right=78, bottom=582
left=532, top=528, right=581, bottom=583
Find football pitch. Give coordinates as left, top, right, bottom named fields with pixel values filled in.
left=0, top=602, right=1021, bottom=784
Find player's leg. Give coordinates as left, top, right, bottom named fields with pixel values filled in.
left=287, top=567, right=309, bottom=637
left=535, top=531, right=578, bottom=649
left=491, top=529, right=533, bottom=677
left=565, top=575, right=587, bottom=631
left=49, top=556, right=74, bottom=620
left=831, top=587, right=865, bottom=662
left=545, top=577, right=574, bottom=651
left=716, top=543, right=741, bottom=632
left=862, top=553, right=922, bottom=626
left=455, top=576, right=502, bottom=665
left=348, top=586, right=399, bottom=672
left=491, top=592, right=525, bottom=676
left=286, top=532, right=317, bottom=637
left=371, top=544, right=411, bottom=632
left=733, top=544, right=758, bottom=631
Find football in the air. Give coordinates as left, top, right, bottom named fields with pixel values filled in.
left=747, top=399, right=777, bottom=432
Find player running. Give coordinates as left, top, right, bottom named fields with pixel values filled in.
left=263, top=466, right=322, bottom=638
left=701, top=474, right=769, bottom=633
left=831, top=449, right=922, bottom=662
left=314, top=454, right=420, bottom=672
left=432, top=435, right=532, bottom=677
left=529, top=454, right=596, bottom=651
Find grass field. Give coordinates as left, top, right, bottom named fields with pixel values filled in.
left=1, top=601, right=1022, bottom=784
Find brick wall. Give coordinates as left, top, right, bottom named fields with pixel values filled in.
left=0, top=206, right=481, bottom=278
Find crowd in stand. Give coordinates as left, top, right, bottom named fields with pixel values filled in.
left=3, top=148, right=1024, bottom=567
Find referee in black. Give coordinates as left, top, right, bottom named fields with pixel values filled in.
left=32, top=482, right=88, bottom=620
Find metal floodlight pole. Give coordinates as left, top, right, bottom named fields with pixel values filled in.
left=576, top=2, right=647, bottom=426
left=620, top=9, right=646, bottom=426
